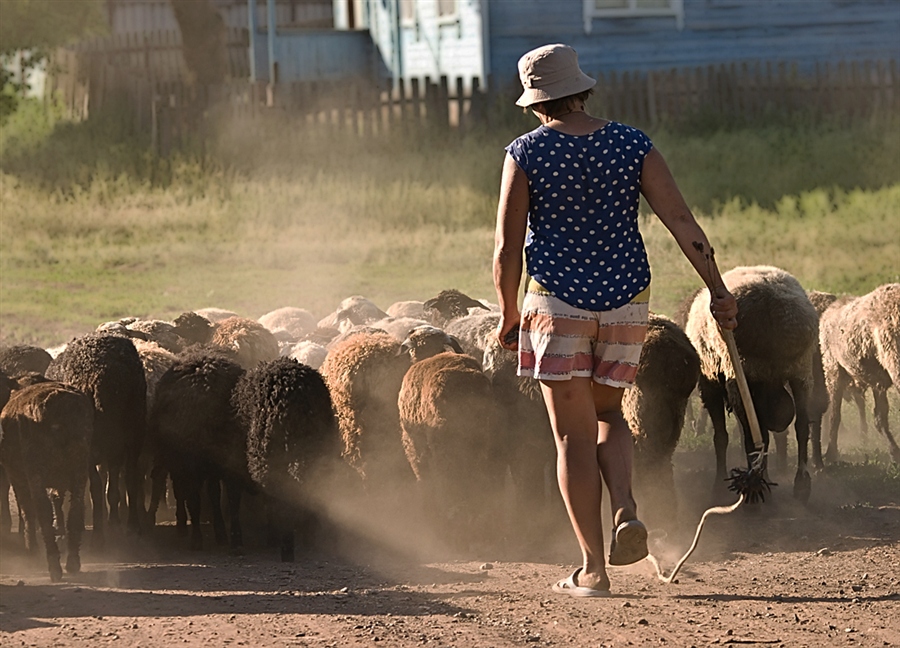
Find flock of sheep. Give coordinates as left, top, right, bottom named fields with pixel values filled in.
left=0, top=267, right=898, bottom=582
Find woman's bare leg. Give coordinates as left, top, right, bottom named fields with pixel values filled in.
left=593, top=384, right=638, bottom=524
left=541, top=377, right=609, bottom=591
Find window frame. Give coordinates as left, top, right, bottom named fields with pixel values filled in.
left=583, top=0, right=685, bottom=33
left=400, top=0, right=417, bottom=28
left=436, top=0, right=459, bottom=25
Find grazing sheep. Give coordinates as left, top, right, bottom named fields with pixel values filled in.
left=318, top=296, right=388, bottom=332
left=98, top=318, right=186, bottom=354
left=325, top=325, right=387, bottom=351
left=233, top=357, right=341, bottom=561
left=806, top=290, right=866, bottom=467
left=423, top=289, right=489, bottom=326
left=258, top=307, right=318, bottom=340
left=399, top=325, right=465, bottom=364
left=369, top=317, right=433, bottom=343
left=445, top=311, right=502, bottom=364
left=0, top=372, right=14, bottom=535
left=622, top=314, right=701, bottom=529
left=131, top=339, right=178, bottom=408
left=0, top=345, right=53, bottom=376
left=130, top=339, right=178, bottom=521
left=819, top=283, right=900, bottom=463
left=0, top=380, right=93, bottom=581
left=0, top=347, right=53, bottom=535
left=480, top=335, right=559, bottom=547
left=148, top=350, right=248, bottom=550
left=386, top=300, right=429, bottom=321
left=46, top=333, right=148, bottom=538
left=286, top=340, right=329, bottom=370
left=212, top=317, right=280, bottom=369
left=398, top=352, right=502, bottom=549
left=320, top=331, right=413, bottom=487
left=194, top=307, right=239, bottom=323
left=301, top=326, right=341, bottom=347
left=685, top=265, right=820, bottom=501
left=173, top=312, right=280, bottom=370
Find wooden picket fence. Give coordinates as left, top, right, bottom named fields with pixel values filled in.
left=47, top=36, right=900, bottom=155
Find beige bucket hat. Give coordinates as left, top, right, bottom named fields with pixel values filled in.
left=515, top=43, right=596, bottom=108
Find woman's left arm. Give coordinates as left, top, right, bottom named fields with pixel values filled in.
left=640, top=148, right=739, bottom=330
left=493, top=153, right=531, bottom=349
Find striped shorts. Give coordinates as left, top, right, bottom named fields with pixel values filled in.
left=518, top=279, right=650, bottom=387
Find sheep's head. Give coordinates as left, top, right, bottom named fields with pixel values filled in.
left=400, top=325, right=464, bottom=363
left=424, top=289, right=489, bottom=324
left=173, top=311, right=214, bottom=345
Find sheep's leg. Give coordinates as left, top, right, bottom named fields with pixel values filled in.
left=789, top=379, right=812, bottom=503
left=728, top=381, right=770, bottom=478
left=225, top=478, right=243, bottom=553
left=171, top=475, right=188, bottom=537
left=65, top=477, right=86, bottom=574
left=147, top=464, right=168, bottom=526
left=207, top=477, right=227, bottom=546
left=811, top=410, right=825, bottom=471
left=699, top=377, right=729, bottom=487
left=106, top=460, right=123, bottom=528
left=88, top=464, right=105, bottom=549
left=124, top=450, right=144, bottom=535
left=850, top=388, right=868, bottom=436
left=0, top=467, right=11, bottom=535
left=771, top=431, right=788, bottom=474
left=185, top=475, right=204, bottom=551
left=825, top=370, right=849, bottom=463
left=26, top=472, right=62, bottom=582
left=51, top=490, right=65, bottom=536
left=872, top=387, right=900, bottom=464
left=9, top=476, right=37, bottom=551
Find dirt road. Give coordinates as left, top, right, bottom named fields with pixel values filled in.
left=2, top=459, right=898, bottom=647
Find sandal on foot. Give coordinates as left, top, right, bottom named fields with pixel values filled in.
left=608, top=519, right=649, bottom=566
left=551, top=567, right=611, bottom=598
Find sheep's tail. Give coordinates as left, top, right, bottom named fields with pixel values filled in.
left=646, top=493, right=745, bottom=584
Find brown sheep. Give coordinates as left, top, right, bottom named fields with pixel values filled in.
left=818, top=283, right=900, bottom=463
left=398, top=352, right=501, bottom=550
left=685, top=266, right=820, bottom=502
left=319, top=331, right=413, bottom=488
left=173, top=312, right=280, bottom=370
left=0, top=380, right=93, bottom=580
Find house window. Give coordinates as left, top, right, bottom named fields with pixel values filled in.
left=437, top=0, right=457, bottom=19
left=584, top=0, right=684, bottom=33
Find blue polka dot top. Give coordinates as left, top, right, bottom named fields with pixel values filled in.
left=505, top=121, right=653, bottom=312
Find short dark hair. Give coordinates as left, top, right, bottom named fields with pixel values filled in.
left=528, top=88, right=594, bottom=117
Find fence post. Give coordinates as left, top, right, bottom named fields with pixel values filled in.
left=646, top=71, right=657, bottom=127
left=438, top=75, right=450, bottom=131
left=455, top=76, right=465, bottom=131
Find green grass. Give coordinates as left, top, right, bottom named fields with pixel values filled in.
left=1, top=100, right=899, bottom=347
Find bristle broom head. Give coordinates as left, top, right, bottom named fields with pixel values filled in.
left=726, top=467, right=777, bottom=504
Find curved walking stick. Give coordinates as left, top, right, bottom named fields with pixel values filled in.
left=692, top=242, right=775, bottom=502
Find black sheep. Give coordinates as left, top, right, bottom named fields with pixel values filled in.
left=0, top=344, right=53, bottom=376
left=148, top=350, right=248, bottom=551
left=233, top=357, right=341, bottom=562
left=46, top=333, right=147, bottom=540
left=0, top=380, right=93, bottom=581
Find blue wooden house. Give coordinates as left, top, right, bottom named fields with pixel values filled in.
left=329, top=0, right=900, bottom=87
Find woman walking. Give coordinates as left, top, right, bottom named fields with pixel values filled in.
left=493, top=43, right=738, bottom=597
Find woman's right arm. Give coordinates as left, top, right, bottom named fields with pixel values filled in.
left=493, top=153, right=530, bottom=349
left=640, top=148, right=739, bottom=330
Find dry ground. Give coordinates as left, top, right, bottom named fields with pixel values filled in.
left=1, top=450, right=898, bottom=648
